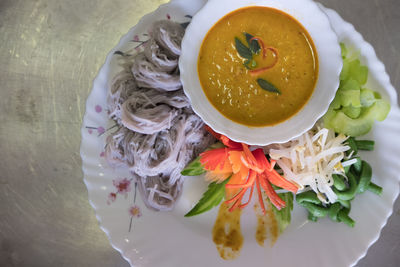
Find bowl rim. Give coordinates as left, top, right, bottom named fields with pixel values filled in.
left=179, top=0, right=342, bottom=145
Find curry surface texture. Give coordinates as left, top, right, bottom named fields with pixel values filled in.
left=198, top=6, right=318, bottom=127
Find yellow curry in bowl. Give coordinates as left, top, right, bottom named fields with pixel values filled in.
left=198, top=6, right=318, bottom=127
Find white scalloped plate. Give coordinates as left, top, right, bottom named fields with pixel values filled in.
left=180, top=0, right=342, bottom=146
left=80, top=0, right=400, bottom=266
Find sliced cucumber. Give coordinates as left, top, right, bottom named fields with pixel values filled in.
left=342, top=105, right=361, bottom=119
left=328, top=100, right=390, bottom=136
left=360, top=89, right=377, bottom=107
left=348, top=59, right=368, bottom=85
left=338, top=89, right=361, bottom=108
left=340, top=79, right=360, bottom=91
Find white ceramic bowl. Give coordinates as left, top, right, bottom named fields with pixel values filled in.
left=180, top=0, right=342, bottom=145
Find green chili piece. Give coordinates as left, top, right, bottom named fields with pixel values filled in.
left=357, top=160, right=372, bottom=194
left=355, top=140, right=375, bottom=151
left=333, top=172, right=358, bottom=200
left=367, top=182, right=383, bottom=195
left=337, top=208, right=355, bottom=227
left=333, top=174, right=347, bottom=191
left=296, top=191, right=321, bottom=205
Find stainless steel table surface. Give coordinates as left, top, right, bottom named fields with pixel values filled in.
left=0, top=0, right=399, bottom=266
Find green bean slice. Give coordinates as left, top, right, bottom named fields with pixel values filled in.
left=328, top=202, right=342, bottom=222
left=367, top=182, right=382, bottom=195
left=355, top=140, right=375, bottom=151
left=352, top=157, right=362, bottom=174
left=308, top=212, right=318, bottom=222
left=357, top=160, right=372, bottom=193
left=346, top=137, right=358, bottom=155
left=338, top=208, right=355, bottom=227
left=344, top=165, right=351, bottom=175
left=296, top=191, right=321, bottom=205
left=334, top=172, right=358, bottom=200
left=301, top=202, right=329, bottom=218
left=338, top=199, right=351, bottom=209
left=333, top=174, right=347, bottom=191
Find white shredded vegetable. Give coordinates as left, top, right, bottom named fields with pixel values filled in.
left=267, top=124, right=352, bottom=204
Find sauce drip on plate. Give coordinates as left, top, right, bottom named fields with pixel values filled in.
left=212, top=202, right=243, bottom=260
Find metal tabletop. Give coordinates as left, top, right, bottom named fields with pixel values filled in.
left=0, top=0, right=399, bottom=266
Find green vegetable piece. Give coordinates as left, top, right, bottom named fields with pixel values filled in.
left=371, top=99, right=391, bottom=121
left=235, top=37, right=252, bottom=60
left=328, top=44, right=389, bottom=136
left=328, top=202, right=342, bottom=222
left=338, top=89, right=361, bottom=108
left=301, top=202, right=329, bottom=218
left=271, top=184, right=282, bottom=190
left=338, top=199, right=351, bottom=209
left=330, top=94, right=342, bottom=110
left=356, top=160, right=372, bottom=194
left=374, top=91, right=382, bottom=99
left=181, top=156, right=205, bottom=176
left=349, top=59, right=368, bottom=85
left=244, top=32, right=261, bottom=54
left=308, top=212, right=318, bottom=222
left=342, top=105, right=361, bottom=119
left=184, top=178, right=229, bottom=217
left=367, top=182, right=383, bottom=195
left=333, top=174, right=347, bottom=191
left=346, top=137, right=358, bottom=156
left=257, top=78, right=281, bottom=94
left=333, top=172, right=358, bottom=201
left=271, top=192, right=293, bottom=233
left=296, top=191, right=321, bottom=205
left=360, top=89, right=377, bottom=107
left=325, top=99, right=390, bottom=137
left=355, top=140, right=375, bottom=151
left=337, top=208, right=355, bottom=227
left=352, top=157, right=362, bottom=173
left=344, top=165, right=351, bottom=175
left=181, top=142, right=224, bottom=176
left=340, top=79, right=360, bottom=91
left=323, top=107, right=337, bottom=129
left=340, top=43, right=348, bottom=59
left=340, top=59, right=351, bottom=81
left=251, top=59, right=257, bottom=68
left=327, top=110, right=372, bottom=137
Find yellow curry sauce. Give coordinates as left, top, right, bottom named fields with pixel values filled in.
left=212, top=202, right=243, bottom=260
left=254, top=202, right=279, bottom=247
left=198, top=7, right=318, bottom=126
left=212, top=201, right=281, bottom=260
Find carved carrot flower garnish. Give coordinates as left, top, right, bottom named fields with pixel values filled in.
left=196, top=126, right=298, bottom=214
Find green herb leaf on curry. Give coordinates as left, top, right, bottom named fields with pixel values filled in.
left=184, top=178, right=230, bottom=217
left=244, top=32, right=261, bottom=55
left=235, top=37, right=253, bottom=60
left=257, top=78, right=281, bottom=94
left=243, top=59, right=251, bottom=69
